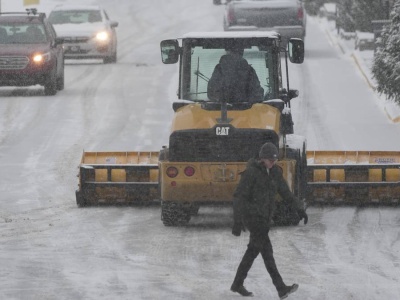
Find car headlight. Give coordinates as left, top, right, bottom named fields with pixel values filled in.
left=95, top=31, right=109, bottom=42
left=33, top=52, right=51, bottom=63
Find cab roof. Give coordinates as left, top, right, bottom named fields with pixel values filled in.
left=181, top=31, right=280, bottom=39
left=50, top=4, right=102, bottom=11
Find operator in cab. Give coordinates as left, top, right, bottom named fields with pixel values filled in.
left=207, top=45, right=264, bottom=103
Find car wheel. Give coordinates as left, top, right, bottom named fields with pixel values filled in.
left=44, top=68, right=58, bottom=96
left=103, top=47, right=117, bottom=64
left=103, top=51, right=117, bottom=64
left=56, top=61, right=65, bottom=91
left=161, top=201, right=191, bottom=226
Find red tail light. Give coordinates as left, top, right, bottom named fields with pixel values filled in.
left=227, top=6, right=235, bottom=24
left=166, top=167, right=178, bottom=178
left=297, top=7, right=304, bottom=20
left=184, top=166, right=195, bottom=177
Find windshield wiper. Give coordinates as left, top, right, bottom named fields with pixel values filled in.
left=194, top=70, right=209, bottom=82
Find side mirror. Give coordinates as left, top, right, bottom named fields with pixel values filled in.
left=110, top=21, right=119, bottom=28
left=160, top=39, right=180, bottom=64
left=288, top=38, right=304, bottom=64
left=288, top=89, right=299, bottom=99
left=279, top=88, right=299, bottom=102
left=55, top=37, right=64, bottom=46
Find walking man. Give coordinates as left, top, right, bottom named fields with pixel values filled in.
left=230, top=142, right=308, bottom=299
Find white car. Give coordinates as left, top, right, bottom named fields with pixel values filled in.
left=48, top=5, right=118, bottom=63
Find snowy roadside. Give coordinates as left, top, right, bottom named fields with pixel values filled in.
left=314, top=16, right=400, bottom=123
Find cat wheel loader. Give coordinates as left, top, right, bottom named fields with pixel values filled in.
left=75, top=31, right=400, bottom=226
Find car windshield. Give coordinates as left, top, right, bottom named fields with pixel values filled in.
left=181, top=39, right=275, bottom=101
left=48, top=10, right=102, bottom=24
left=0, top=23, right=47, bottom=44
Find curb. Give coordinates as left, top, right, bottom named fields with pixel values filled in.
left=384, top=103, right=400, bottom=123
left=350, top=53, right=400, bottom=123
left=326, top=27, right=400, bottom=124
left=350, top=54, right=375, bottom=90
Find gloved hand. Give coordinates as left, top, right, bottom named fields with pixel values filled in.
left=297, top=209, right=308, bottom=225
left=232, top=221, right=246, bottom=236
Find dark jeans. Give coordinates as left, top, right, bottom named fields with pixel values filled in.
left=232, top=222, right=285, bottom=292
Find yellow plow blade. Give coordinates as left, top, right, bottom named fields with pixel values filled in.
left=306, top=151, right=400, bottom=204
left=76, top=151, right=160, bottom=206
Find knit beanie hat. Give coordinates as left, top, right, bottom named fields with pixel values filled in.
left=259, top=142, right=278, bottom=159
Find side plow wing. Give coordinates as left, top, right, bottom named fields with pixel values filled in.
left=306, top=151, right=400, bottom=204
left=76, top=151, right=160, bottom=206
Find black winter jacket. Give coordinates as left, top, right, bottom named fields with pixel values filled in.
left=207, top=54, right=264, bottom=103
left=233, top=158, right=303, bottom=228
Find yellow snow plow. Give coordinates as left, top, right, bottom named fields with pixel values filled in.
left=75, top=32, right=400, bottom=227
left=76, top=149, right=400, bottom=207
left=306, top=151, right=400, bottom=204
left=75, top=151, right=160, bottom=206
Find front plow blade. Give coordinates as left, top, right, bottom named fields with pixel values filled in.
left=306, top=151, right=400, bottom=204
left=76, top=151, right=160, bottom=206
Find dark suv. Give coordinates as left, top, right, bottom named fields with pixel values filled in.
left=0, top=9, right=64, bottom=95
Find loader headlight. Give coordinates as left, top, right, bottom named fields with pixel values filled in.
left=32, top=52, right=51, bottom=63
left=95, top=31, right=109, bottom=42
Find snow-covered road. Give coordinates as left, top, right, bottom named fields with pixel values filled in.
left=0, top=0, right=399, bottom=299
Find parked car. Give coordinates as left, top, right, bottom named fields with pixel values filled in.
left=354, top=31, right=375, bottom=51
left=0, top=9, right=64, bottom=96
left=48, top=5, right=118, bottom=64
left=222, top=0, right=306, bottom=45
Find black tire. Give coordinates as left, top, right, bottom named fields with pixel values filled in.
left=56, top=62, right=65, bottom=91
left=189, top=204, right=200, bottom=216
left=161, top=201, right=191, bottom=226
left=44, top=68, right=57, bottom=96
left=272, top=143, right=306, bottom=226
left=285, top=142, right=307, bottom=202
left=103, top=51, right=117, bottom=64
left=158, top=149, right=192, bottom=226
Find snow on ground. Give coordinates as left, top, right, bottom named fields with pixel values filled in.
left=316, top=17, right=400, bottom=123
left=0, top=1, right=400, bottom=300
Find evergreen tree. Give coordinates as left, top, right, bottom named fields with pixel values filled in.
left=372, top=1, right=400, bottom=103
left=336, top=0, right=355, bottom=32
left=352, top=0, right=387, bottom=31
left=304, top=0, right=328, bottom=16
